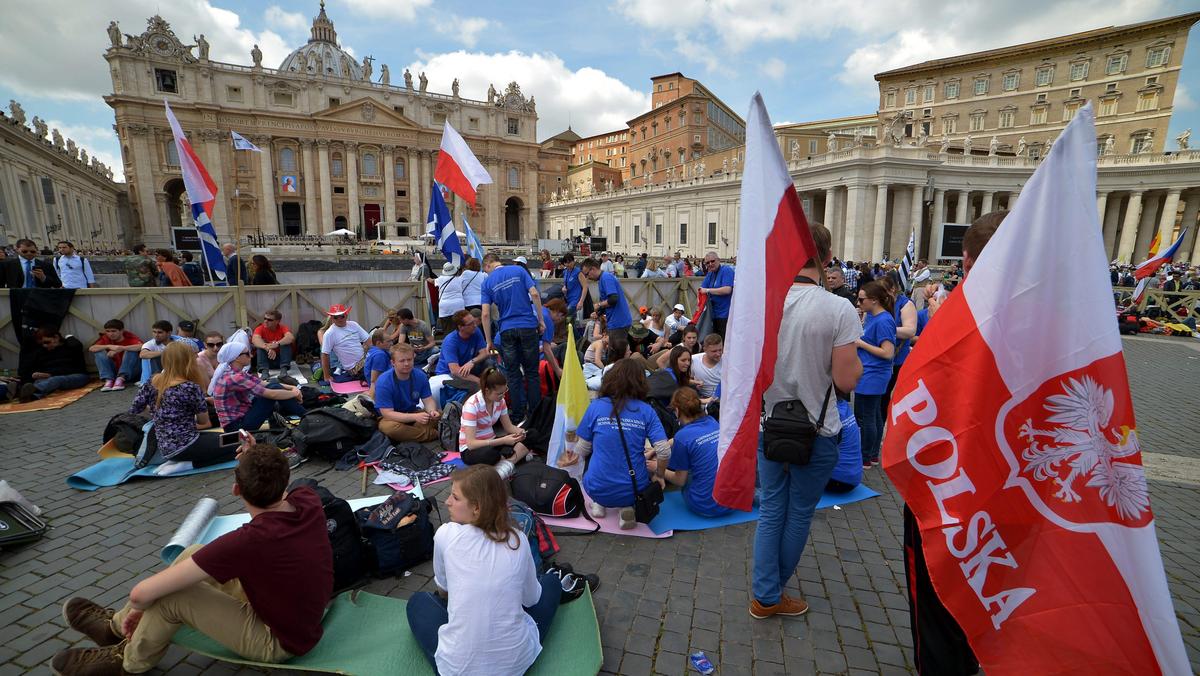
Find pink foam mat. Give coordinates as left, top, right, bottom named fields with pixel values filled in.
left=330, top=380, right=369, bottom=394
left=541, top=489, right=673, bottom=539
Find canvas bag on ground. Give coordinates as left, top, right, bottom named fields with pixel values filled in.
left=354, top=492, right=434, bottom=577
left=510, top=462, right=586, bottom=518
left=288, top=479, right=369, bottom=593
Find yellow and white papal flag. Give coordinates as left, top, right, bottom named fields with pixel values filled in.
left=547, top=329, right=590, bottom=481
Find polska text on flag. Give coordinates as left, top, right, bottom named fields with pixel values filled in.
left=882, top=103, right=1188, bottom=674
left=434, top=121, right=493, bottom=207
left=711, top=93, right=820, bottom=512
left=164, top=100, right=227, bottom=283
left=427, top=181, right=464, bottom=267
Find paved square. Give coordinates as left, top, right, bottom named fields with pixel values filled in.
left=1, top=335, right=1196, bottom=675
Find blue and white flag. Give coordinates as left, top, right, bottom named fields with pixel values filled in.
left=230, top=130, right=262, bottom=152
left=463, top=216, right=485, bottom=262
left=427, top=182, right=463, bottom=267
left=898, top=230, right=915, bottom=293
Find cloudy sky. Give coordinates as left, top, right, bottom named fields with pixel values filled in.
left=2, top=0, right=1198, bottom=182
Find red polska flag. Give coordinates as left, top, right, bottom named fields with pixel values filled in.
left=434, top=120, right=493, bottom=207
left=883, top=104, right=1188, bottom=674
left=712, top=93, right=818, bottom=511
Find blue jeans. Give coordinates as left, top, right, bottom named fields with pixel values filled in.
left=224, top=384, right=307, bottom=431
left=498, top=327, right=542, bottom=423
left=94, top=351, right=140, bottom=381
left=33, top=373, right=91, bottom=398
left=256, top=345, right=293, bottom=370
left=139, top=357, right=163, bottom=384
left=854, top=393, right=885, bottom=463
left=406, top=573, right=562, bottom=670
left=752, top=434, right=839, bottom=606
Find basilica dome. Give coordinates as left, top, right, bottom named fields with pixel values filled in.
left=277, top=2, right=362, bottom=79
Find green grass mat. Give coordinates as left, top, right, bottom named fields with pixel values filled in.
left=173, top=586, right=602, bottom=675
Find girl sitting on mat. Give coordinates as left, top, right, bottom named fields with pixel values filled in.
left=210, top=339, right=306, bottom=432
left=459, top=368, right=530, bottom=479
left=128, top=342, right=234, bottom=468
left=658, top=387, right=732, bottom=518
left=406, top=464, right=561, bottom=675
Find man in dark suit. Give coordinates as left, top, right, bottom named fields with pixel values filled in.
left=222, top=243, right=247, bottom=285
left=2, top=238, right=61, bottom=289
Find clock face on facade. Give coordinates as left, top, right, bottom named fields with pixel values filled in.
left=151, top=35, right=173, bottom=55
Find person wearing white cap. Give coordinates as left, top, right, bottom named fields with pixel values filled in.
left=210, top=332, right=306, bottom=432
left=319, top=305, right=370, bottom=383
left=665, top=303, right=691, bottom=343
left=436, top=262, right=465, bottom=333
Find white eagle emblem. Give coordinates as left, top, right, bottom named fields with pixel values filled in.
left=1018, top=375, right=1149, bottom=521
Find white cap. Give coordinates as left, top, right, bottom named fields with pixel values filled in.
left=442, top=262, right=459, bottom=275
left=673, top=304, right=686, bottom=312
left=514, top=256, right=528, bottom=265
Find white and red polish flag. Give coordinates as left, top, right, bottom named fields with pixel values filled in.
left=165, top=100, right=227, bottom=282
left=712, top=93, right=819, bottom=511
left=434, top=120, right=493, bottom=207
left=883, top=103, right=1188, bottom=675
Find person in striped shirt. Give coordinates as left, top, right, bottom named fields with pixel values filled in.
left=458, top=368, right=531, bottom=478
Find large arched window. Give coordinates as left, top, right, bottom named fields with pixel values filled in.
left=279, top=147, right=297, bottom=172
left=362, top=152, right=378, bottom=177
left=332, top=152, right=344, bottom=177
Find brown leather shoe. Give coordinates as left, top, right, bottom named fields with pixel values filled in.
left=749, top=594, right=809, bottom=619
left=62, top=598, right=121, bottom=646
left=50, top=639, right=129, bottom=676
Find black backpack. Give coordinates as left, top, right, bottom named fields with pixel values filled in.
left=354, top=492, right=435, bottom=577
left=438, top=400, right=462, bottom=452
left=294, top=320, right=324, bottom=360
left=288, top=479, right=369, bottom=593
left=510, top=462, right=586, bottom=518
left=102, top=412, right=152, bottom=452
left=294, top=408, right=377, bottom=461
left=521, top=398, right=556, bottom=455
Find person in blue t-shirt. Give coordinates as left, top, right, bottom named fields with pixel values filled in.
left=376, top=344, right=440, bottom=443
left=364, top=329, right=395, bottom=398
left=698, top=252, right=735, bottom=338
left=432, top=310, right=492, bottom=405
left=580, top=257, right=633, bottom=357
left=480, top=253, right=545, bottom=425
left=826, top=399, right=863, bottom=493
left=559, top=253, right=586, bottom=319
left=879, top=275, right=918, bottom=411
left=560, top=360, right=670, bottom=530
left=663, top=388, right=731, bottom=518
left=854, top=281, right=896, bottom=468
left=540, top=299, right=568, bottom=380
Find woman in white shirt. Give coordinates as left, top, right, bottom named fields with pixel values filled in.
left=406, top=465, right=561, bottom=676
left=640, top=257, right=666, bottom=278
left=458, top=368, right=530, bottom=477
left=436, top=263, right=466, bottom=331
left=459, top=258, right=488, bottom=311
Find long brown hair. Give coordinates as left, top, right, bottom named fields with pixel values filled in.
left=598, top=358, right=648, bottom=414
left=667, top=344, right=692, bottom=387
left=151, top=341, right=204, bottom=408
left=859, top=280, right=894, bottom=314
left=451, top=465, right=519, bottom=549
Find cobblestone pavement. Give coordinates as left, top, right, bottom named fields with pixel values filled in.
left=1, top=335, right=1197, bottom=675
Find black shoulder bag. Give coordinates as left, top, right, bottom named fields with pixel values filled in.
left=763, top=384, right=833, bottom=466
left=613, top=403, right=664, bottom=523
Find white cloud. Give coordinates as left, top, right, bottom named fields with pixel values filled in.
left=434, top=15, right=491, bottom=49
left=44, top=119, right=125, bottom=182
left=761, top=57, right=786, bottom=81
left=405, top=51, right=650, bottom=140
left=338, top=0, right=432, bottom=22
left=1175, top=83, right=1195, bottom=111
left=264, top=5, right=308, bottom=36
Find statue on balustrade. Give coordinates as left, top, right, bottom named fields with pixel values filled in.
left=52, top=129, right=64, bottom=148
left=988, top=136, right=999, bottom=156
left=1103, top=135, right=1114, bottom=155
left=452, top=79, right=460, bottom=98
left=8, top=100, right=26, bottom=126
left=487, top=83, right=497, bottom=104
left=195, top=34, right=209, bottom=60
left=1016, top=136, right=1027, bottom=157
left=362, top=56, right=373, bottom=81
left=251, top=44, right=262, bottom=67
left=790, top=140, right=800, bottom=162
left=962, top=135, right=972, bottom=155
left=1176, top=128, right=1191, bottom=151
left=380, top=64, right=390, bottom=85
left=827, top=131, right=837, bottom=152
left=939, top=134, right=950, bottom=154
left=107, top=21, right=122, bottom=48
left=32, top=116, right=47, bottom=140
left=404, top=68, right=413, bottom=89
left=419, top=72, right=428, bottom=93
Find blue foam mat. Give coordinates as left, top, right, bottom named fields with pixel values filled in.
left=648, top=483, right=880, bottom=535
left=67, top=457, right=238, bottom=492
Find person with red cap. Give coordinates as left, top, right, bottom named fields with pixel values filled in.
left=319, top=305, right=370, bottom=384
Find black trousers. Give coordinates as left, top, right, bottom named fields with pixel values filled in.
left=904, top=506, right=979, bottom=675
left=460, top=444, right=515, bottom=466
left=711, top=317, right=727, bottom=338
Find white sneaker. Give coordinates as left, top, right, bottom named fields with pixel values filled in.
left=494, top=459, right=515, bottom=480
left=618, top=507, right=636, bottom=530
left=155, top=460, right=194, bottom=476
left=588, top=501, right=607, bottom=519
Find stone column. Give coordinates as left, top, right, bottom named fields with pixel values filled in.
left=420, top=151, right=433, bottom=221
left=257, top=138, right=279, bottom=235
left=526, top=162, right=539, bottom=241
left=128, top=124, right=166, bottom=245
left=317, top=140, right=332, bottom=233
left=1132, top=192, right=1161, bottom=261
left=954, top=190, right=970, bottom=224
left=842, top=184, right=866, bottom=261
left=346, top=142, right=359, bottom=236
left=200, top=129, right=230, bottom=239
left=1180, top=194, right=1200, bottom=264
left=1155, top=188, right=1182, bottom=248
left=487, top=157, right=502, bottom=240
left=823, top=187, right=836, bottom=232
left=929, top=189, right=946, bottom=262
left=1096, top=191, right=1110, bottom=227
left=382, top=145, right=397, bottom=224
left=868, top=183, right=888, bottom=262
left=1102, top=194, right=1123, bottom=259
left=910, top=184, right=924, bottom=259
left=301, top=140, right=318, bottom=235
left=1116, top=190, right=1143, bottom=263
left=408, top=148, right=421, bottom=225
left=980, top=191, right=994, bottom=215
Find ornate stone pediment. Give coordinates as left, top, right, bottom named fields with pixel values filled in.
left=497, top=81, right=534, bottom=113
left=315, top=97, right=421, bottom=129
left=123, top=15, right=197, bottom=63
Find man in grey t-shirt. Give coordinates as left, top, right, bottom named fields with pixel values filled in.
left=751, top=222, right=863, bottom=622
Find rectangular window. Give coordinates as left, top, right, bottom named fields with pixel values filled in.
left=885, top=91, right=896, bottom=107
left=679, top=223, right=688, bottom=245
left=1099, top=99, right=1117, bottom=117
left=924, top=85, right=934, bottom=102
left=1105, top=83, right=1118, bottom=92
left=973, top=78, right=988, bottom=96
left=922, top=108, right=932, bottom=117
left=1036, top=93, right=1048, bottom=102
left=1035, top=67, right=1053, bottom=86
left=1070, top=61, right=1088, bottom=81
left=615, top=226, right=621, bottom=243
left=39, top=177, right=55, bottom=204
left=164, top=141, right=179, bottom=167
left=394, top=105, right=404, bottom=115
left=333, top=186, right=345, bottom=194
left=507, top=166, right=520, bottom=189
left=999, top=110, right=1015, bottom=128
left=655, top=223, right=662, bottom=244
left=226, top=86, right=243, bottom=102
left=273, top=91, right=294, bottom=106
left=1131, top=135, right=1151, bottom=154
left=1030, top=107, right=1047, bottom=125
left=693, top=134, right=701, bottom=143
left=1106, top=54, right=1127, bottom=75
left=944, top=81, right=960, bottom=99
left=969, top=114, right=985, bottom=132
left=808, top=140, right=818, bottom=153
left=507, top=117, right=519, bottom=135
left=905, top=88, right=917, bottom=105
left=634, top=224, right=640, bottom=244
left=154, top=68, right=178, bottom=93
left=1002, top=72, right=1019, bottom=91
left=1062, top=103, right=1080, bottom=122
left=942, top=117, right=957, bottom=134
left=1070, top=87, right=1081, bottom=98
left=432, top=113, right=446, bottom=126
left=1146, top=76, right=1158, bottom=85
left=329, top=97, right=341, bottom=107
left=708, top=221, right=717, bottom=245
left=693, top=113, right=702, bottom=124
left=1146, top=46, right=1170, bottom=68
left=1136, top=92, right=1158, bottom=112
left=396, top=189, right=406, bottom=197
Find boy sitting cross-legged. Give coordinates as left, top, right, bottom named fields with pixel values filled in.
left=51, top=444, right=333, bottom=675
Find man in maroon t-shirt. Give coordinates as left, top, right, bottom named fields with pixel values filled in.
left=51, top=445, right=333, bottom=675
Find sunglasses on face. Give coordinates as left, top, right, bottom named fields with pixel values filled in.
left=207, top=341, right=223, bottom=347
